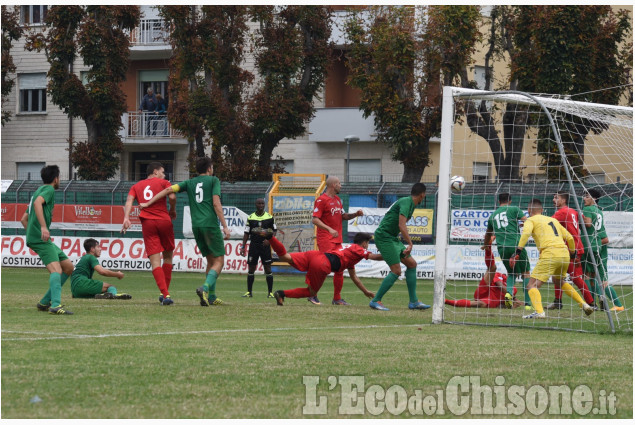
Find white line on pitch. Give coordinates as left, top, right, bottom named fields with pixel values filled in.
left=1, top=323, right=428, bottom=341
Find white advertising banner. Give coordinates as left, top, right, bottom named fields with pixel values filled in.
left=603, top=211, right=633, bottom=248
left=2, top=236, right=631, bottom=284
left=182, top=206, right=248, bottom=239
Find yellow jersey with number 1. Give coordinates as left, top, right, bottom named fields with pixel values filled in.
left=518, top=214, right=574, bottom=256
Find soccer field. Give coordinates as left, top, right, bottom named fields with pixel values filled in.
left=1, top=267, right=632, bottom=419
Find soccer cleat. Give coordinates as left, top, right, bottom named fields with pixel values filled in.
left=546, top=299, right=563, bottom=310
left=158, top=294, right=164, bottom=304
left=408, top=301, right=431, bottom=310
left=610, top=306, right=625, bottom=312
left=504, top=293, right=513, bottom=309
left=36, top=302, right=51, bottom=311
left=95, top=292, right=115, bottom=299
left=307, top=296, right=321, bottom=305
left=332, top=298, right=351, bottom=306
left=523, top=311, right=545, bottom=319
left=369, top=301, right=389, bottom=311
left=49, top=305, right=73, bottom=315
left=267, top=292, right=275, bottom=299
left=162, top=296, right=174, bottom=306
left=210, top=297, right=224, bottom=306
left=273, top=290, right=285, bottom=306
left=582, top=303, right=594, bottom=316
left=114, top=293, right=132, bottom=300
left=196, top=286, right=209, bottom=306
left=242, top=292, right=253, bottom=298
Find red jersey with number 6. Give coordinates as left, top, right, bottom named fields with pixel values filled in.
left=128, top=178, right=172, bottom=221
left=552, top=206, right=584, bottom=255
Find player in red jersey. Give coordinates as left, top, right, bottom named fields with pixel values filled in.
left=122, top=162, right=177, bottom=305
left=271, top=232, right=381, bottom=306
left=311, top=176, right=363, bottom=305
left=445, top=247, right=523, bottom=309
left=548, top=191, right=595, bottom=309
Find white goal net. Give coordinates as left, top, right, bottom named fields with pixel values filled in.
left=433, top=87, right=633, bottom=333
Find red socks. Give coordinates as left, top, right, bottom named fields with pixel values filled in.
left=572, top=276, right=594, bottom=305
left=445, top=299, right=472, bottom=307
left=333, top=272, right=344, bottom=300
left=162, top=263, right=173, bottom=290
left=269, top=236, right=287, bottom=256
left=284, top=288, right=312, bottom=298
left=484, top=248, right=495, bottom=269
left=152, top=267, right=169, bottom=297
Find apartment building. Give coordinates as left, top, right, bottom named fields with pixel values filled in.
left=1, top=5, right=631, bottom=184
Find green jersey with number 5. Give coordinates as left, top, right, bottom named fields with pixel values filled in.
left=487, top=205, right=525, bottom=249
left=176, top=175, right=221, bottom=228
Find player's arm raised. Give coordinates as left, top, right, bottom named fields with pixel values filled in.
left=347, top=268, right=374, bottom=299
left=398, top=214, right=413, bottom=255
left=213, top=194, right=231, bottom=239
left=139, top=185, right=175, bottom=209
left=94, top=265, right=124, bottom=280
left=342, top=210, right=363, bottom=221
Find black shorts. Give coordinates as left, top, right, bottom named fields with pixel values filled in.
left=247, top=244, right=272, bottom=266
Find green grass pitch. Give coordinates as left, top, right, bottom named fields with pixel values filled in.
left=1, top=267, right=632, bottom=418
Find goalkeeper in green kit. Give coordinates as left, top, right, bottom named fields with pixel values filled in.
left=483, top=193, right=531, bottom=310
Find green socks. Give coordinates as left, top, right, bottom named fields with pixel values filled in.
left=405, top=267, right=418, bottom=303
left=507, top=273, right=516, bottom=297
left=523, top=277, right=530, bottom=305
left=48, top=272, right=62, bottom=307
left=605, top=285, right=622, bottom=308
left=372, top=272, right=399, bottom=302
left=40, top=272, right=69, bottom=306
left=204, top=270, right=219, bottom=297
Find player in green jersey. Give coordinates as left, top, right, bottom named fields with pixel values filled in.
left=71, top=238, right=131, bottom=300
left=369, top=183, right=429, bottom=311
left=582, top=188, right=624, bottom=311
left=483, top=193, right=530, bottom=310
left=141, top=157, right=231, bottom=306
left=20, top=165, right=75, bottom=315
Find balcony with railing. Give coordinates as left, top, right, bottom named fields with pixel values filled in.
left=128, top=18, right=171, bottom=60
left=120, top=112, right=186, bottom=144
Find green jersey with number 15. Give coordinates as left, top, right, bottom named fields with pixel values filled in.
left=486, top=205, right=525, bottom=249
left=176, top=175, right=221, bottom=228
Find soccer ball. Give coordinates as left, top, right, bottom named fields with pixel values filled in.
left=450, top=176, right=465, bottom=193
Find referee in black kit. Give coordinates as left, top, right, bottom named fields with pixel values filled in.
left=240, top=198, right=277, bottom=298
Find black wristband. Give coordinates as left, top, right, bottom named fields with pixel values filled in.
left=515, top=248, right=523, bottom=257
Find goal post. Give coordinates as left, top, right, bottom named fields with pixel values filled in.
left=433, top=86, right=633, bottom=333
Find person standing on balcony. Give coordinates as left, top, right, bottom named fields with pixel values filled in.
left=139, top=87, right=158, bottom=136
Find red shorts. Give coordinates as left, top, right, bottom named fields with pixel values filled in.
left=317, top=238, right=342, bottom=253
left=141, top=218, right=175, bottom=256
left=289, top=251, right=331, bottom=293
left=474, top=279, right=517, bottom=308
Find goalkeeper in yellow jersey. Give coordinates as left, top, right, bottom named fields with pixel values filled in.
left=510, top=199, right=594, bottom=319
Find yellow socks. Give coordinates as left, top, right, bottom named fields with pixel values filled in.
left=528, top=288, right=544, bottom=314
left=562, top=282, right=585, bottom=307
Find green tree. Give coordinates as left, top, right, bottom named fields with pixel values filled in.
left=26, top=6, right=140, bottom=180
left=345, top=6, right=481, bottom=182
left=465, top=5, right=632, bottom=182
left=1, top=5, right=24, bottom=126
left=160, top=5, right=331, bottom=181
